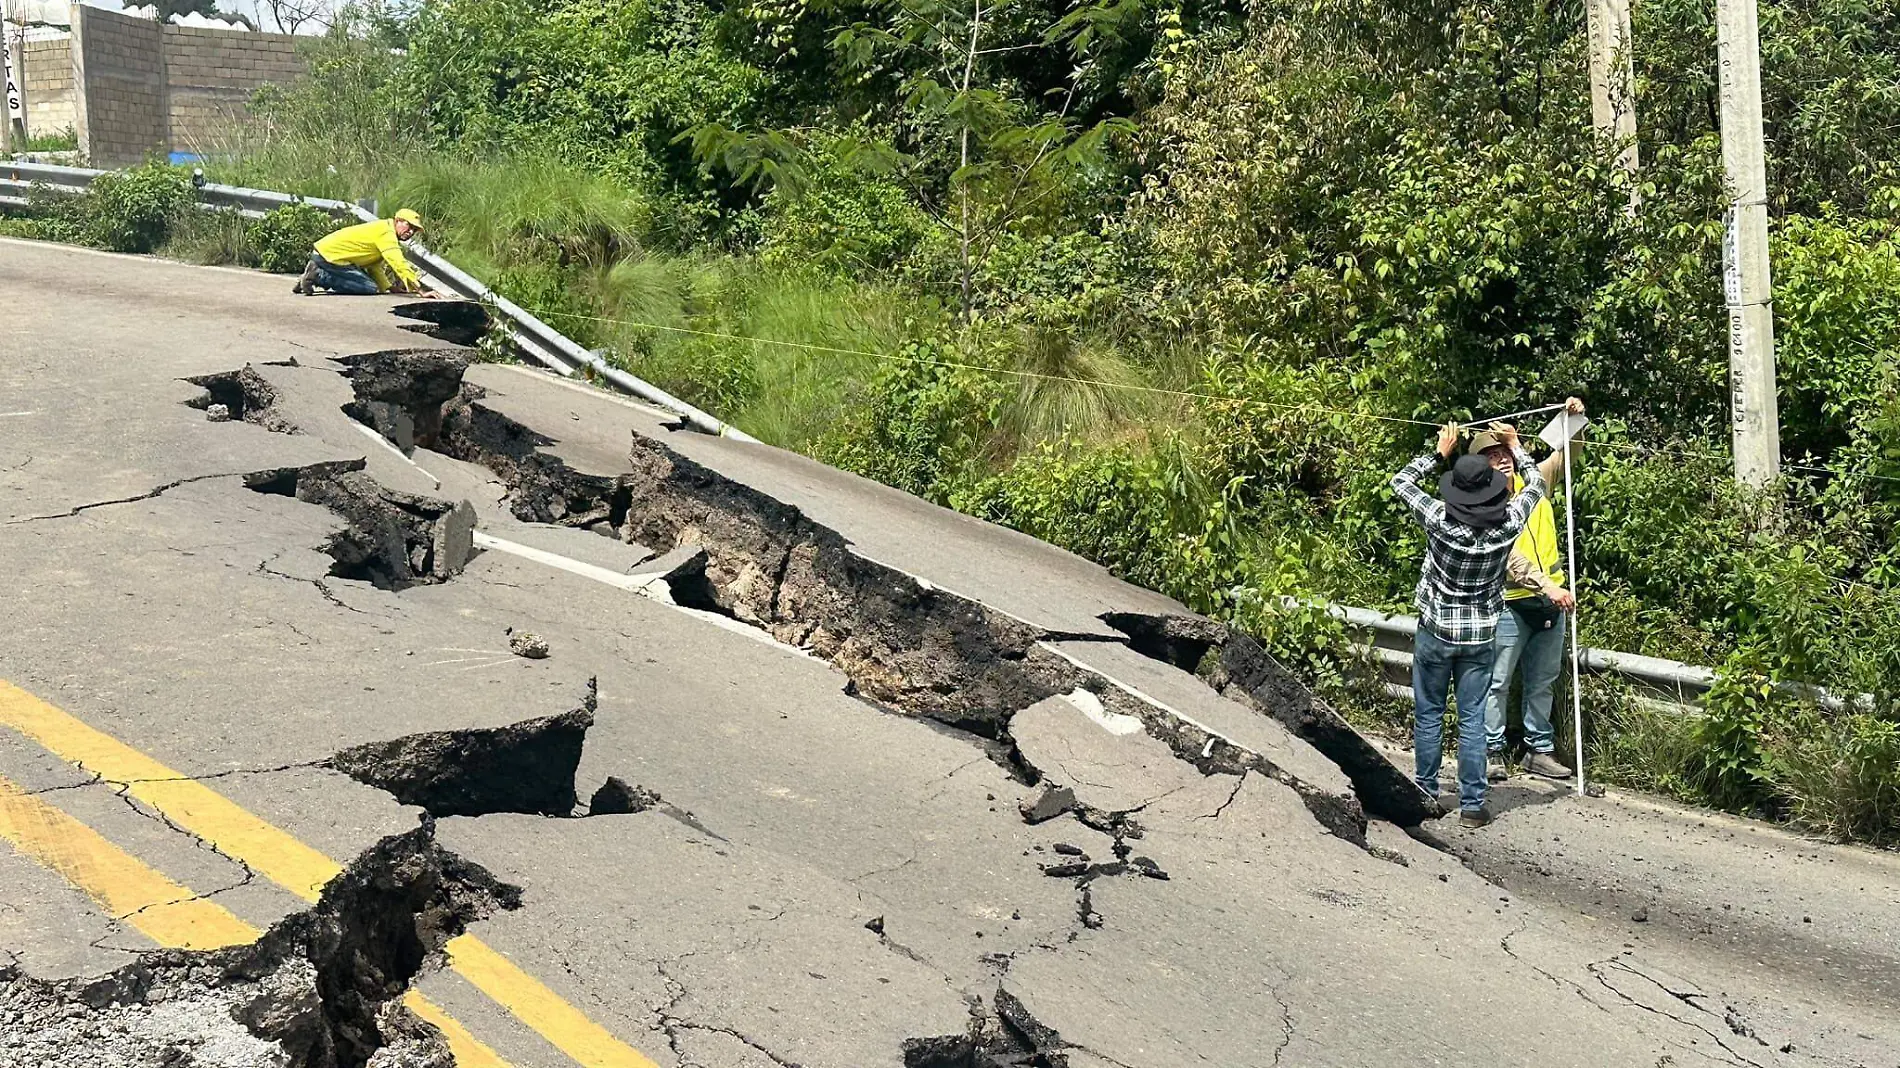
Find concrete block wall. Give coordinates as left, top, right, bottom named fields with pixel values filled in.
left=21, top=38, right=76, bottom=137
left=69, top=7, right=306, bottom=167
left=71, top=6, right=167, bottom=167
left=162, top=25, right=302, bottom=155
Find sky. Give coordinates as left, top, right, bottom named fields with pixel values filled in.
left=46, top=0, right=345, bottom=34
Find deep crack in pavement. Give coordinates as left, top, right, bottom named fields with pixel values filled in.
left=0, top=823, right=519, bottom=1068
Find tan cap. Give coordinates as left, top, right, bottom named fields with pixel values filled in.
left=1468, top=430, right=1509, bottom=455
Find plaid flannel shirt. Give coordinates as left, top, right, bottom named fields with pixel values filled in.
left=1390, top=447, right=1545, bottom=646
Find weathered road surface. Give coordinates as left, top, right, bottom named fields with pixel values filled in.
left=1, top=236, right=1895, bottom=1068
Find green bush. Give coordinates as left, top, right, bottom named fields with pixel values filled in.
left=758, top=144, right=931, bottom=280
left=1690, top=653, right=1780, bottom=813
left=83, top=162, right=196, bottom=254
left=246, top=204, right=342, bottom=273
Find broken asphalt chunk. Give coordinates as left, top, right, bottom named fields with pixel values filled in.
left=1018, top=784, right=1076, bottom=825
left=336, top=348, right=474, bottom=451
left=246, top=459, right=476, bottom=590
left=509, top=631, right=551, bottom=659
left=588, top=776, right=661, bottom=815
left=1130, top=856, right=1169, bottom=880
left=185, top=365, right=295, bottom=433
left=0, top=823, right=518, bottom=1068
left=325, top=679, right=596, bottom=817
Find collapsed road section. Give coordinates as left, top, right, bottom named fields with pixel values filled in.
left=0, top=825, right=518, bottom=1068
left=433, top=387, right=1394, bottom=842
left=11, top=234, right=1896, bottom=1068
left=243, top=459, right=476, bottom=591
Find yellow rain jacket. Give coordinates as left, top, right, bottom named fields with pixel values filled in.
left=313, top=219, right=421, bottom=293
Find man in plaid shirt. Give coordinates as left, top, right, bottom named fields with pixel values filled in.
left=1390, top=421, right=1545, bottom=826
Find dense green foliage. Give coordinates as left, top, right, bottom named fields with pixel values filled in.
left=6, top=0, right=1896, bottom=838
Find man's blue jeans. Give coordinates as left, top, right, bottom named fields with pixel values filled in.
left=1485, top=604, right=1566, bottom=754
left=308, top=254, right=380, bottom=295
left=1412, top=625, right=1496, bottom=813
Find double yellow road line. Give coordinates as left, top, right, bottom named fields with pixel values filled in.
left=0, top=679, right=659, bottom=1068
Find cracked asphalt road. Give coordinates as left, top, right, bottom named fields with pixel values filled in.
left=2, top=236, right=1897, bottom=1067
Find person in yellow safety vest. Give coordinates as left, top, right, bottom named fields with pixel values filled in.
left=293, top=209, right=439, bottom=298
left=1470, top=396, right=1586, bottom=783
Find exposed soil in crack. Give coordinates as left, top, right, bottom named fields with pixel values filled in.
left=903, top=987, right=1074, bottom=1068
left=244, top=459, right=476, bottom=591
left=327, top=680, right=596, bottom=818
left=325, top=681, right=676, bottom=825
left=0, top=823, right=519, bottom=1068
left=185, top=366, right=296, bottom=434
left=390, top=301, right=492, bottom=348
left=1103, top=610, right=1438, bottom=828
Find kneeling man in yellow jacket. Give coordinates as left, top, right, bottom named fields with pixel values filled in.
left=294, top=208, right=437, bottom=298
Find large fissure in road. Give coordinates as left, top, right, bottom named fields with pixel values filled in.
left=433, top=386, right=1385, bottom=843
left=0, top=824, right=520, bottom=1068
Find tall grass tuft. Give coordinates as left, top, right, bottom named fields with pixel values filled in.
left=990, top=323, right=1149, bottom=454
left=380, top=156, right=653, bottom=266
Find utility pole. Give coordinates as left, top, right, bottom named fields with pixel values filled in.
left=1586, top=0, right=1639, bottom=181
left=1716, top=0, right=1780, bottom=487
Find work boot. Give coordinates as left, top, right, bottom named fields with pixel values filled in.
left=1487, top=751, right=1512, bottom=782
left=1523, top=752, right=1573, bottom=780
left=293, top=260, right=319, bottom=295
left=1459, top=806, right=1493, bottom=829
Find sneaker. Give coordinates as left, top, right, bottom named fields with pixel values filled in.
left=1524, top=752, right=1573, bottom=780
left=293, top=261, right=320, bottom=295
left=1487, top=751, right=1511, bottom=782
left=1459, top=806, right=1493, bottom=829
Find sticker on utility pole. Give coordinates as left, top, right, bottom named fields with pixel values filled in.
left=1722, top=207, right=1742, bottom=307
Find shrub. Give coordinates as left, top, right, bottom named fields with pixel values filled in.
left=1586, top=678, right=1707, bottom=804
left=83, top=161, right=195, bottom=253
left=246, top=203, right=342, bottom=273
left=758, top=144, right=931, bottom=280
left=1689, top=652, right=1780, bottom=813
left=818, top=354, right=1001, bottom=503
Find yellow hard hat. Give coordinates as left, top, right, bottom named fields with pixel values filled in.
left=394, top=208, right=423, bottom=229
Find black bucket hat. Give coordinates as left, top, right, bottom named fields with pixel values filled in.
left=1439, top=454, right=1510, bottom=528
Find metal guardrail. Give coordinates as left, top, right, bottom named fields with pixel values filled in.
left=1279, top=597, right=1716, bottom=709
left=1277, top=595, right=1873, bottom=714
left=0, top=159, right=756, bottom=442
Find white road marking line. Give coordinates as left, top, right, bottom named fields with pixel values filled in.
left=1061, top=688, right=1143, bottom=736
left=0, top=410, right=41, bottom=418
left=471, top=532, right=810, bottom=657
